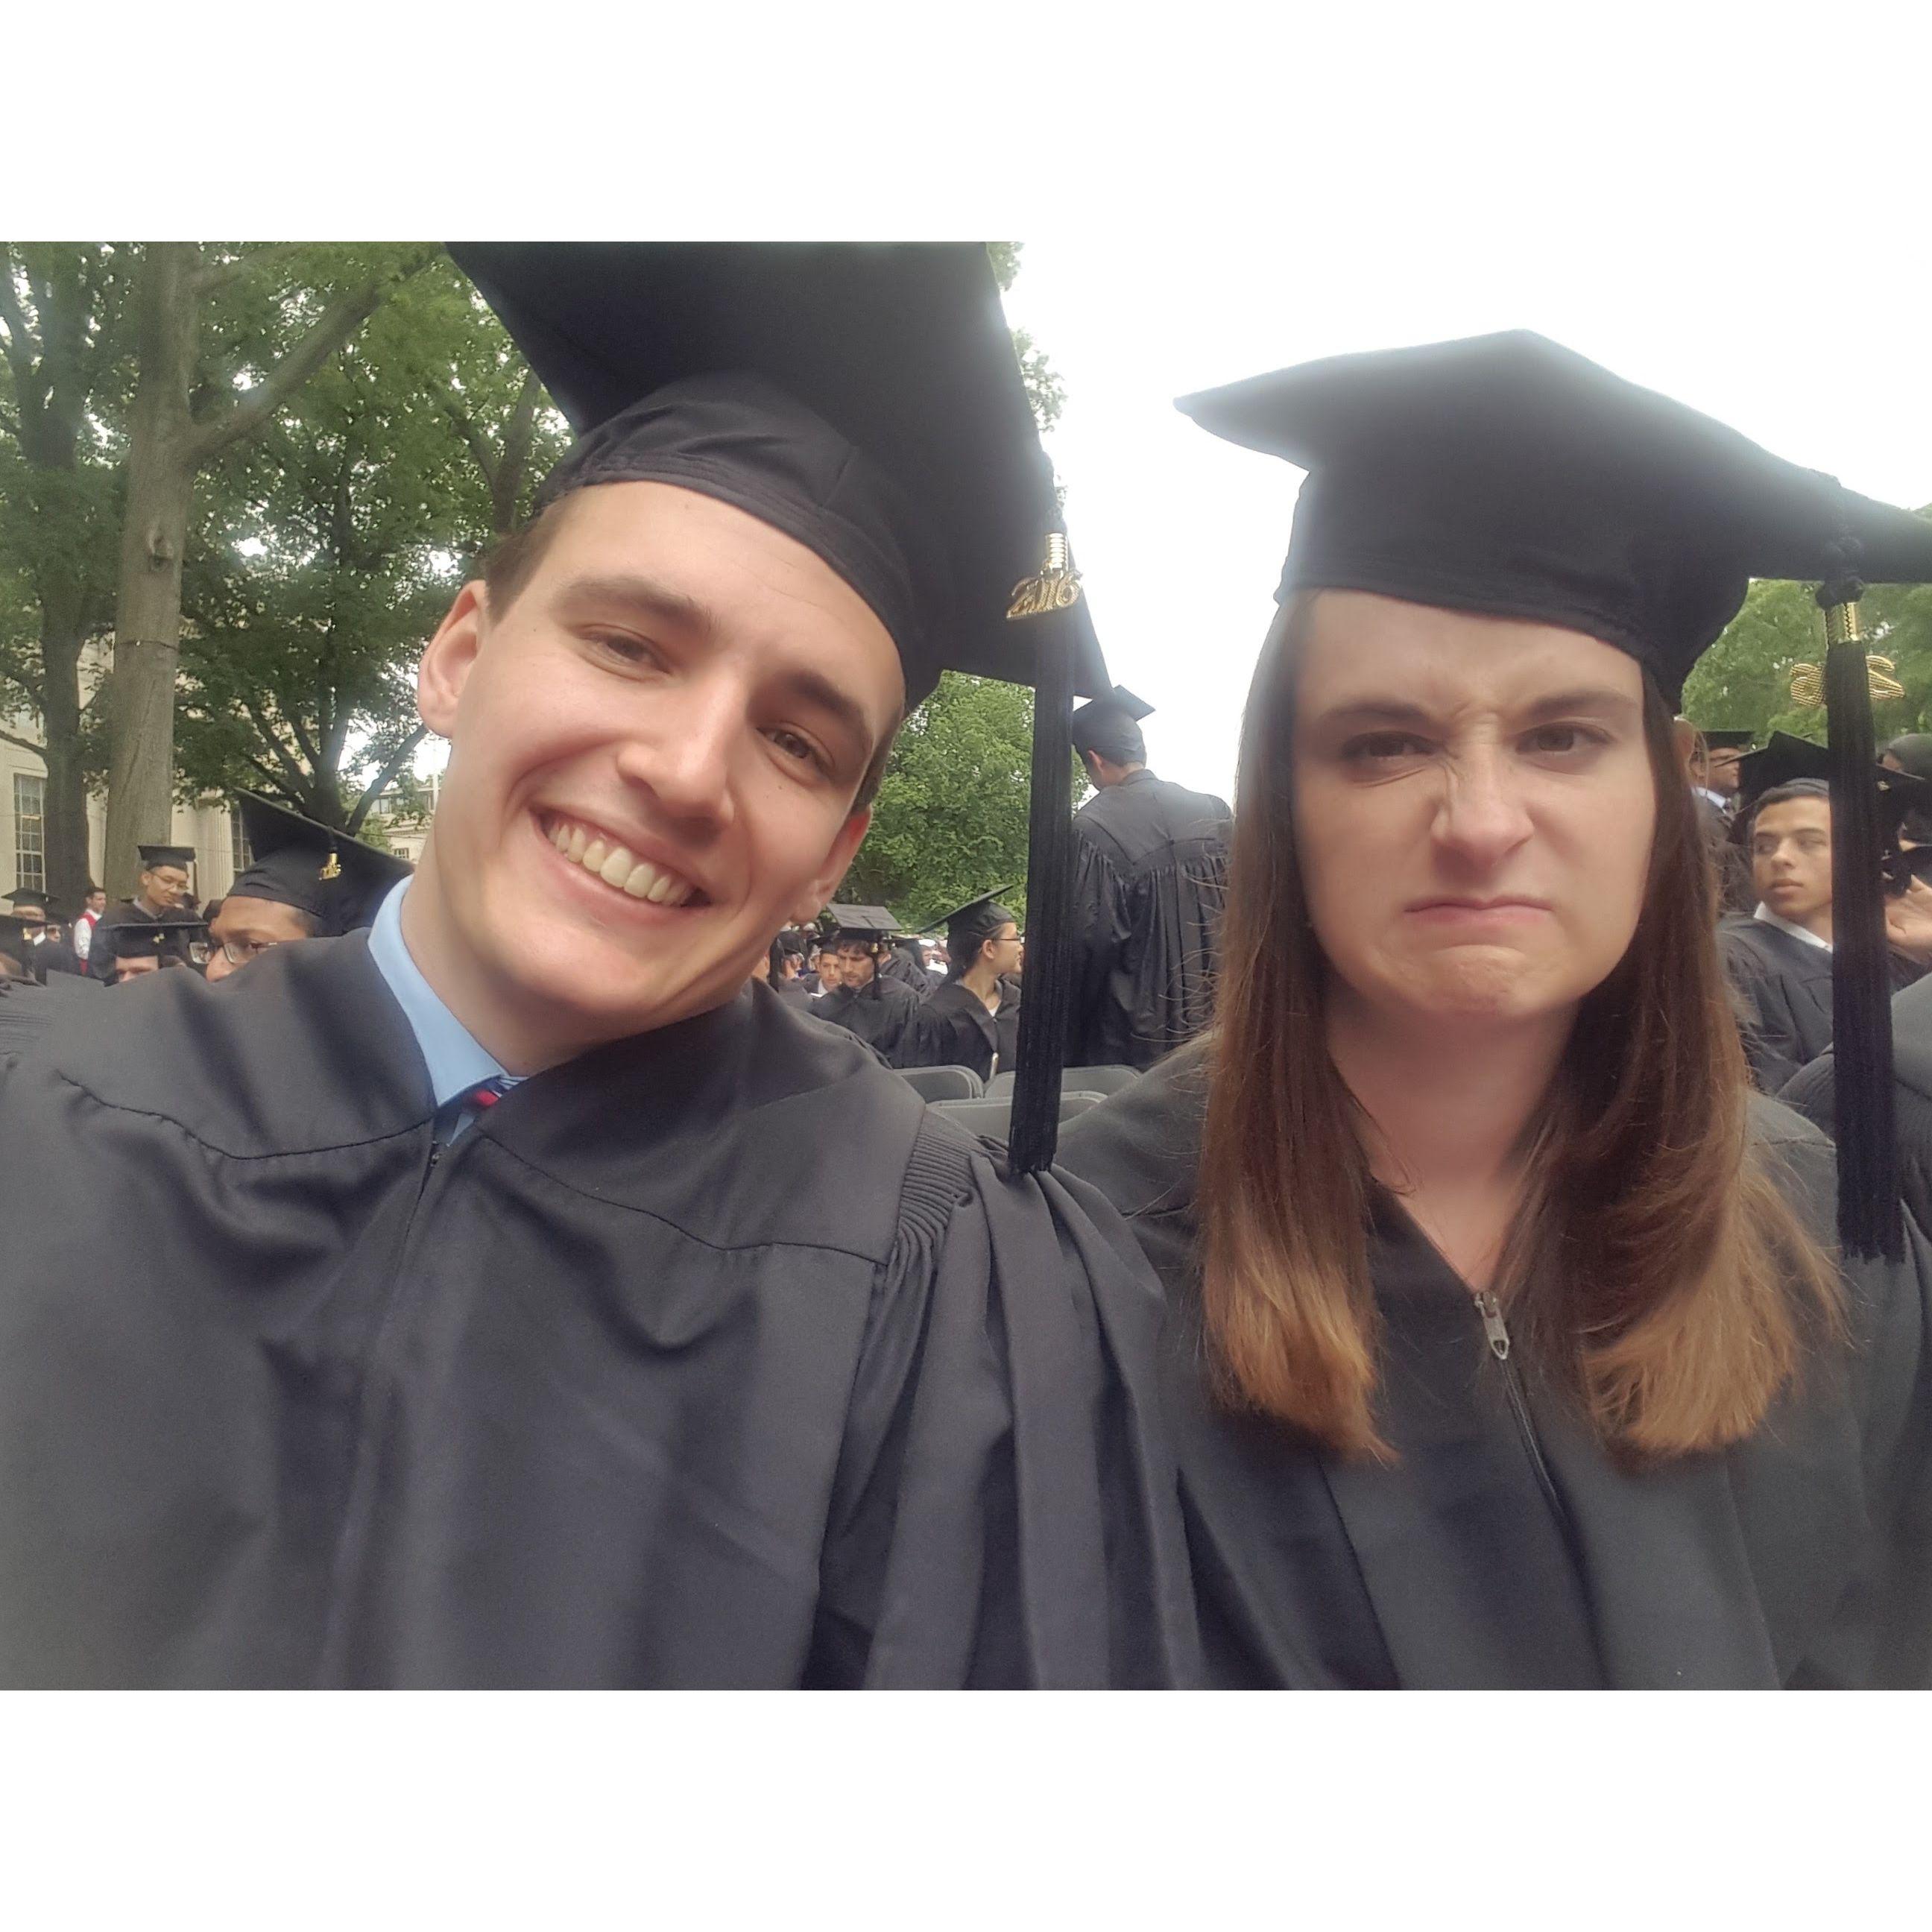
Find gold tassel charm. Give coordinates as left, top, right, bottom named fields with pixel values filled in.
left=1790, top=596, right=1903, bottom=707
left=1789, top=652, right=1903, bottom=710
left=319, top=848, right=343, bottom=882
left=1006, top=533, right=1083, bottom=621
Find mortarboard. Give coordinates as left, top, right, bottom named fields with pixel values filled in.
left=1070, top=686, right=1155, bottom=757
left=136, top=845, right=197, bottom=873
left=823, top=903, right=903, bottom=943
left=449, top=243, right=1112, bottom=1172
left=228, top=793, right=414, bottom=938
left=932, top=886, right=1020, bottom=944
left=447, top=243, right=1106, bottom=710
left=109, top=915, right=206, bottom=965
left=0, top=914, right=35, bottom=967
left=1736, top=731, right=1832, bottom=813
left=4, top=888, right=48, bottom=915
left=1697, top=728, right=1758, bottom=752
left=1181, top=329, right=1932, bottom=1260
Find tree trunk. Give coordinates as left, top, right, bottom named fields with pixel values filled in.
left=102, top=242, right=200, bottom=897
left=36, top=621, right=91, bottom=906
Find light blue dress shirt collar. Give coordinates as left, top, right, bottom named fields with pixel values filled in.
left=367, top=879, right=523, bottom=1109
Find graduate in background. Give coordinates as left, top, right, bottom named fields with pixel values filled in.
left=900, top=888, right=1023, bottom=1081
left=88, top=844, right=197, bottom=983
left=204, top=794, right=413, bottom=984
left=1066, top=686, right=1231, bottom=1070
left=1684, top=722, right=1756, bottom=914
left=0, top=243, right=1190, bottom=1691
left=809, top=904, right=924, bottom=1063
left=1061, top=329, right=1932, bottom=1688
left=1720, top=736, right=1932, bottom=1092
left=107, top=914, right=209, bottom=985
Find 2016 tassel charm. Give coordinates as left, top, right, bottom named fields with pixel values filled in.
left=1007, top=533, right=1083, bottom=620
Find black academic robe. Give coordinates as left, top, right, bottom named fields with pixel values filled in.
left=1068, top=769, right=1231, bottom=1071
left=1719, top=913, right=1836, bottom=1092
left=1058, top=1044, right=1929, bottom=1688
left=900, top=978, right=1021, bottom=1083
left=878, top=941, right=935, bottom=1003
left=0, top=935, right=1196, bottom=1688
left=32, top=935, right=83, bottom=979
left=1696, top=793, right=1754, bottom=917
left=812, top=975, right=922, bottom=1066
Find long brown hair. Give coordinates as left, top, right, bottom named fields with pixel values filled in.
left=1198, top=598, right=1841, bottom=1462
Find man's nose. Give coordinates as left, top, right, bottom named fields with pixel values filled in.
left=613, top=683, right=739, bottom=830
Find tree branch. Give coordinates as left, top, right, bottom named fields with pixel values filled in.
left=241, top=751, right=306, bottom=804
left=493, top=367, right=546, bottom=532
left=0, top=266, right=44, bottom=423
left=186, top=271, right=397, bottom=467
left=347, top=724, right=428, bottom=833
left=438, top=387, right=497, bottom=487
left=239, top=693, right=313, bottom=793
left=0, top=724, right=44, bottom=757
left=190, top=242, right=309, bottom=301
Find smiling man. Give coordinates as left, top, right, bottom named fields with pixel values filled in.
left=0, top=245, right=1190, bottom=1690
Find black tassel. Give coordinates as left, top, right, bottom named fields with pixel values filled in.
left=1819, top=555, right=1902, bottom=1262
left=1006, top=608, right=1076, bottom=1176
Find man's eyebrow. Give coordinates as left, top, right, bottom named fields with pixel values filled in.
left=553, top=571, right=886, bottom=763
left=550, top=572, right=718, bottom=640
left=771, top=666, right=881, bottom=762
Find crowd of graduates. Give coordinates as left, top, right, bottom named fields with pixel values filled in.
left=0, top=244, right=1927, bottom=1690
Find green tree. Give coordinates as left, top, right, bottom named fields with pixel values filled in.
left=1682, top=521, right=1932, bottom=748
left=0, top=244, right=136, bottom=904
left=840, top=671, right=1080, bottom=929
left=172, top=258, right=568, bottom=831
left=98, top=242, right=438, bottom=892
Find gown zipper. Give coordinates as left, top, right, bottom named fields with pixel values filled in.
left=1471, top=1289, right=1574, bottom=1538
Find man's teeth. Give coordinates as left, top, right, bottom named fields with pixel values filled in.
left=547, top=819, right=698, bottom=906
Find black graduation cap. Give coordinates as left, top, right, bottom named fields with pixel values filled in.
left=449, top=243, right=1114, bottom=1173
left=1697, top=728, right=1758, bottom=752
left=823, top=903, right=902, bottom=943
left=3, top=887, right=48, bottom=915
left=1181, top=329, right=1932, bottom=1260
left=447, top=243, right=1107, bottom=710
left=932, top=886, right=1020, bottom=942
left=136, top=845, right=197, bottom=873
left=1736, top=731, right=1832, bottom=813
left=110, top=915, right=206, bottom=965
left=228, top=793, right=414, bottom=938
left=1070, top=685, right=1155, bottom=757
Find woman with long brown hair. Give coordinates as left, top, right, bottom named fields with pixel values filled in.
left=1060, top=332, right=1931, bottom=1687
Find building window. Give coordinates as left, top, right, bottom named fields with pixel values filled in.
left=13, top=774, right=47, bottom=894
left=230, top=810, right=252, bottom=875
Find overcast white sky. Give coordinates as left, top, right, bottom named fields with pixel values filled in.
left=22, top=1, right=1932, bottom=814
left=1004, top=233, right=1932, bottom=802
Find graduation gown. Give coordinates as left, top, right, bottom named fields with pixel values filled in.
left=900, top=978, right=1021, bottom=1082
left=878, top=941, right=935, bottom=1003
left=1058, top=1044, right=1930, bottom=1688
left=812, top=975, right=922, bottom=1065
left=1696, top=794, right=1753, bottom=917
left=0, top=934, right=1196, bottom=1688
left=1719, top=913, right=1835, bottom=1092
left=1067, top=769, right=1231, bottom=1070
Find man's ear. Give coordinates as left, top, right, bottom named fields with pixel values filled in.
left=419, top=581, right=490, bottom=738
left=798, top=806, right=871, bottom=922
